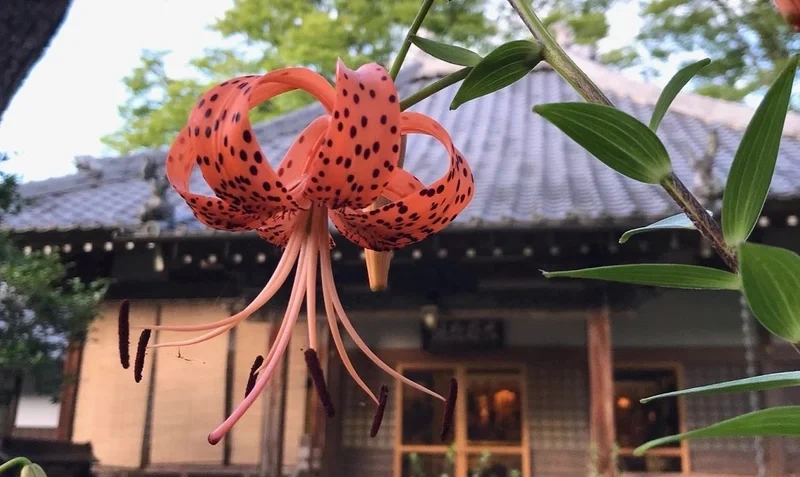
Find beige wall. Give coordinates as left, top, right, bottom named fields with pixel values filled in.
left=231, top=319, right=272, bottom=465
left=71, top=299, right=312, bottom=470
left=282, top=323, right=310, bottom=471
left=72, top=301, right=154, bottom=467
left=150, top=301, right=230, bottom=464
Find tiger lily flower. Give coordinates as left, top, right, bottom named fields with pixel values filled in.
left=120, top=59, right=473, bottom=445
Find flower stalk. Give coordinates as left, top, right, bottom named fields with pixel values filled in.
left=506, top=0, right=739, bottom=271
left=389, top=0, right=437, bottom=80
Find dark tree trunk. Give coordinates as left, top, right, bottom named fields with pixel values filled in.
left=0, top=371, right=22, bottom=438
left=0, top=0, right=73, bottom=120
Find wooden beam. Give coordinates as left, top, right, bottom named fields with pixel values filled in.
left=587, top=306, right=616, bottom=477
left=56, top=340, right=84, bottom=441
left=139, top=304, right=162, bottom=468
left=259, top=322, right=288, bottom=477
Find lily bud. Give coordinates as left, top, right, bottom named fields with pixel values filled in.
left=21, top=463, right=48, bottom=477
left=775, top=0, right=800, bottom=31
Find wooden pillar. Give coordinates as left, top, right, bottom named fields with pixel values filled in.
left=758, top=327, right=786, bottom=476
left=56, top=340, right=84, bottom=441
left=587, top=306, right=616, bottom=477
left=260, top=319, right=289, bottom=477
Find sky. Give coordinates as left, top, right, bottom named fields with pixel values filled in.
left=0, top=0, right=642, bottom=183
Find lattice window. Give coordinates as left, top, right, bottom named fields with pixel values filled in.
left=340, top=362, right=395, bottom=450
left=527, top=366, right=590, bottom=451
left=684, top=365, right=755, bottom=452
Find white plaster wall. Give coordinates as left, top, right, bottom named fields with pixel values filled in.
left=15, top=395, right=60, bottom=428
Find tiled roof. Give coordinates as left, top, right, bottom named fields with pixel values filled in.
left=6, top=51, right=800, bottom=235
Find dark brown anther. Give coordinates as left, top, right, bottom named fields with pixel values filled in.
left=245, top=355, right=265, bottom=398
left=134, top=329, right=152, bottom=383
left=370, top=385, right=389, bottom=438
left=304, top=349, right=335, bottom=417
left=118, top=299, right=130, bottom=369
left=440, top=378, right=457, bottom=441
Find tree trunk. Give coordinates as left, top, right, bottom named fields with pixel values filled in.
left=0, top=0, right=73, bottom=119
left=0, top=371, right=22, bottom=438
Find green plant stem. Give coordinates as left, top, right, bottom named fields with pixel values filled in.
left=389, top=0, right=437, bottom=80
left=506, top=0, right=612, bottom=106
left=662, top=175, right=739, bottom=272
left=0, top=457, right=32, bottom=473
left=507, top=0, right=739, bottom=272
left=400, top=67, right=472, bottom=111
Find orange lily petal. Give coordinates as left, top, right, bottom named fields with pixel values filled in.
left=329, top=112, right=474, bottom=251
left=384, top=168, right=424, bottom=202
left=302, top=60, right=402, bottom=210
left=166, top=127, right=263, bottom=231
left=185, top=69, right=335, bottom=216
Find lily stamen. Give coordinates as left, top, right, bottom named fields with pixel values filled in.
left=245, top=355, right=264, bottom=398
left=134, top=329, right=151, bottom=384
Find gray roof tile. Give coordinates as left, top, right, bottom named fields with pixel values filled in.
left=6, top=55, right=800, bottom=234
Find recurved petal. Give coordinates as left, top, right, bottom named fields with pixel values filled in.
left=329, top=112, right=474, bottom=251
left=166, top=127, right=263, bottom=231
left=302, top=60, right=403, bottom=210
left=186, top=68, right=335, bottom=215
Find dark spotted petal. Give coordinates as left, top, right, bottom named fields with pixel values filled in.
left=302, top=59, right=403, bottom=210
left=183, top=68, right=335, bottom=215
left=166, top=127, right=264, bottom=231
left=329, top=112, right=474, bottom=251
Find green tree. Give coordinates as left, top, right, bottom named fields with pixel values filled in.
left=102, top=0, right=498, bottom=153
left=599, top=0, right=799, bottom=104
left=0, top=155, right=108, bottom=434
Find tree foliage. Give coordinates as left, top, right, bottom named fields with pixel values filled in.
left=102, top=0, right=499, bottom=153
left=0, top=155, right=108, bottom=396
left=600, top=0, right=799, bottom=104
left=105, top=0, right=798, bottom=154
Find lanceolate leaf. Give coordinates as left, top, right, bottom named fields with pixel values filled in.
left=619, top=210, right=713, bottom=244
left=721, top=56, right=798, bottom=246
left=641, top=371, right=800, bottom=404
left=635, top=406, right=800, bottom=455
left=450, top=40, right=542, bottom=110
left=649, top=58, right=711, bottom=131
left=410, top=35, right=483, bottom=67
left=534, top=103, right=673, bottom=184
left=542, top=264, right=740, bottom=290
left=739, top=242, right=800, bottom=342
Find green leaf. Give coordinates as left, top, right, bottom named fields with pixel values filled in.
left=635, top=406, right=800, bottom=455
left=542, top=264, right=740, bottom=290
left=409, top=35, right=483, bottom=67
left=739, top=242, right=800, bottom=342
left=721, top=56, right=798, bottom=246
left=619, top=210, right=713, bottom=243
left=641, top=371, right=800, bottom=404
left=450, top=40, right=542, bottom=110
left=533, top=103, right=673, bottom=184
left=649, top=58, right=711, bottom=131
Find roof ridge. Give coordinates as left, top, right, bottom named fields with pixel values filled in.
left=571, top=55, right=800, bottom=138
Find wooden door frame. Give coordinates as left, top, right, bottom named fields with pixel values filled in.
left=393, top=361, right=531, bottom=477
left=614, top=361, right=690, bottom=475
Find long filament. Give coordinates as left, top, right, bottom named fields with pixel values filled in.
left=319, top=239, right=445, bottom=402
left=208, top=253, right=309, bottom=444
left=306, top=206, right=321, bottom=350
left=315, top=207, right=379, bottom=405
left=254, top=240, right=310, bottom=375
left=143, top=232, right=303, bottom=333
